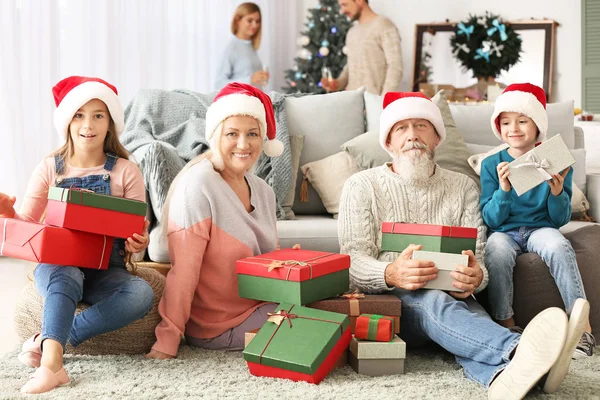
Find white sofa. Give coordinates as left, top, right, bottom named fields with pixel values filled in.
left=277, top=89, right=599, bottom=253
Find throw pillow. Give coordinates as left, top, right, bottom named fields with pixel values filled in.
left=281, top=135, right=305, bottom=219
left=466, top=144, right=591, bottom=215
left=300, top=151, right=361, bottom=217
left=430, top=90, right=480, bottom=186
left=286, top=88, right=366, bottom=216
left=364, top=91, right=383, bottom=132
left=341, top=130, right=390, bottom=169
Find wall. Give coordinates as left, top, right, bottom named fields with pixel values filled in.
left=300, top=0, right=582, bottom=104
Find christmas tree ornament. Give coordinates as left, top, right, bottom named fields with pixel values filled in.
left=331, top=26, right=338, bottom=34
left=297, top=36, right=310, bottom=46
left=342, top=46, right=348, bottom=55
left=319, top=46, right=330, bottom=56
left=321, top=40, right=329, bottom=47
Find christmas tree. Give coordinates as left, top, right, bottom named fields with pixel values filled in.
left=282, top=0, right=351, bottom=94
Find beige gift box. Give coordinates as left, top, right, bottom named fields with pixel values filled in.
left=348, top=335, right=406, bottom=376
left=412, top=250, right=468, bottom=292
left=507, top=135, right=576, bottom=196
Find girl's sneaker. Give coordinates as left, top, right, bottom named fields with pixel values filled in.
left=20, top=366, right=70, bottom=394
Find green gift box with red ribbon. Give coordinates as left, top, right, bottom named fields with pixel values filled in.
left=236, top=248, right=350, bottom=305
left=381, top=222, right=477, bottom=255
left=242, top=303, right=351, bottom=384
left=354, top=314, right=395, bottom=342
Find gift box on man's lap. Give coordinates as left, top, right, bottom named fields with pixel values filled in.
left=0, top=218, right=112, bottom=270
left=236, top=248, right=350, bottom=305
left=46, top=187, right=147, bottom=239
left=242, top=303, right=351, bottom=384
left=307, top=293, right=401, bottom=333
left=412, top=250, right=468, bottom=292
left=349, top=335, right=406, bottom=376
left=381, top=222, right=477, bottom=254
left=507, top=135, right=576, bottom=196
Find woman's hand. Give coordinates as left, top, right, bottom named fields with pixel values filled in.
left=251, top=70, right=269, bottom=86
left=125, top=220, right=150, bottom=254
left=145, top=349, right=174, bottom=360
left=0, top=193, right=16, bottom=218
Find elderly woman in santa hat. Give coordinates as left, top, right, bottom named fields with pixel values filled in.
left=147, top=82, right=283, bottom=359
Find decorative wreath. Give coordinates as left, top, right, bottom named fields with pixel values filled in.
left=450, top=12, right=522, bottom=79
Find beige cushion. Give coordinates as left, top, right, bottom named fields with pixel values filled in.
left=14, top=267, right=165, bottom=355
left=277, top=215, right=340, bottom=253
left=341, top=130, right=390, bottom=169
left=300, top=151, right=360, bottom=217
left=431, top=90, right=479, bottom=186
left=467, top=144, right=591, bottom=214
left=281, top=135, right=305, bottom=219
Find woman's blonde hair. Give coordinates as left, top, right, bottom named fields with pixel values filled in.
left=231, top=2, right=262, bottom=50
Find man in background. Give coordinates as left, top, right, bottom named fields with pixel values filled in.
left=321, top=0, right=403, bottom=95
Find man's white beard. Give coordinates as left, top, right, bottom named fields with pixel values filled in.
left=391, top=142, right=436, bottom=182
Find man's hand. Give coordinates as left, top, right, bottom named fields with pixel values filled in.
left=384, top=244, right=438, bottom=290
left=496, top=162, right=511, bottom=192
left=146, top=349, right=174, bottom=360
left=450, top=250, right=484, bottom=299
left=320, top=78, right=339, bottom=92
left=548, top=167, right=570, bottom=196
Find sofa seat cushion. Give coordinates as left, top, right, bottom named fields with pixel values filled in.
left=277, top=215, right=340, bottom=253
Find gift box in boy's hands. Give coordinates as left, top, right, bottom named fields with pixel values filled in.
left=45, top=187, right=147, bottom=239
left=381, top=222, right=477, bottom=255
left=236, top=248, right=350, bottom=305
left=411, top=250, right=467, bottom=292
left=242, top=303, right=351, bottom=384
left=508, top=135, right=576, bottom=196
left=0, top=218, right=112, bottom=270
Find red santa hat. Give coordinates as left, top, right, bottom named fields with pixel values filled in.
left=205, top=82, right=283, bottom=161
left=490, top=83, right=548, bottom=141
left=53, top=76, right=124, bottom=139
left=379, top=92, right=446, bottom=155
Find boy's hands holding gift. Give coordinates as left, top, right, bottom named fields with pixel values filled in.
left=548, top=167, right=570, bottom=196
left=0, top=193, right=16, bottom=218
left=125, top=220, right=150, bottom=254
left=496, top=162, right=511, bottom=192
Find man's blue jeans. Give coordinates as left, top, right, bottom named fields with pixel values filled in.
left=395, top=288, right=520, bottom=387
left=34, top=264, right=154, bottom=349
left=485, top=226, right=586, bottom=321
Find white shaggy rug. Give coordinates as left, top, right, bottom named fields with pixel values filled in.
left=1, top=345, right=599, bottom=399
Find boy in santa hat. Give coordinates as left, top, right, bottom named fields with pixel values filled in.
left=481, top=83, right=594, bottom=382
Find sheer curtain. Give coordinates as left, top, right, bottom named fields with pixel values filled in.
left=0, top=0, right=298, bottom=206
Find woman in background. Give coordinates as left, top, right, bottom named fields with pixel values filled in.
left=214, top=2, right=269, bottom=91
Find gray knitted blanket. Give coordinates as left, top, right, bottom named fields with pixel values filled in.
left=121, top=89, right=293, bottom=221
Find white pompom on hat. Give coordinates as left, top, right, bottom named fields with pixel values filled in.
left=490, top=82, right=548, bottom=141
left=52, top=76, right=124, bottom=139
left=379, top=91, right=446, bottom=155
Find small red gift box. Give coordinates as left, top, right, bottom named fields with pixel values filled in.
left=0, top=218, right=113, bottom=270
left=45, top=187, right=146, bottom=239
left=354, top=314, right=395, bottom=342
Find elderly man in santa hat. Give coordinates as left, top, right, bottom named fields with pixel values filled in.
left=338, top=92, right=579, bottom=399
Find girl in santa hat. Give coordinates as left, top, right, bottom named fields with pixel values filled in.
left=0, top=76, right=154, bottom=394
left=146, top=82, right=283, bottom=360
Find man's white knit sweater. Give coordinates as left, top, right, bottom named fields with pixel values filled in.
left=338, top=163, right=488, bottom=294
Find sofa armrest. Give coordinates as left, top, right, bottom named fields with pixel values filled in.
left=586, top=173, right=600, bottom=221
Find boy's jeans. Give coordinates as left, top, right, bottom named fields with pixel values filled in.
left=485, top=226, right=587, bottom=321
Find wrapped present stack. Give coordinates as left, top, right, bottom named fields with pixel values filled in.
left=381, top=222, right=477, bottom=292
left=0, top=187, right=147, bottom=270
left=238, top=248, right=352, bottom=384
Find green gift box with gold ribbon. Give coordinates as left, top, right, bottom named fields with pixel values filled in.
left=354, top=314, right=395, bottom=342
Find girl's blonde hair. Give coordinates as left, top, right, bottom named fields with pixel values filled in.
left=231, top=2, right=262, bottom=50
